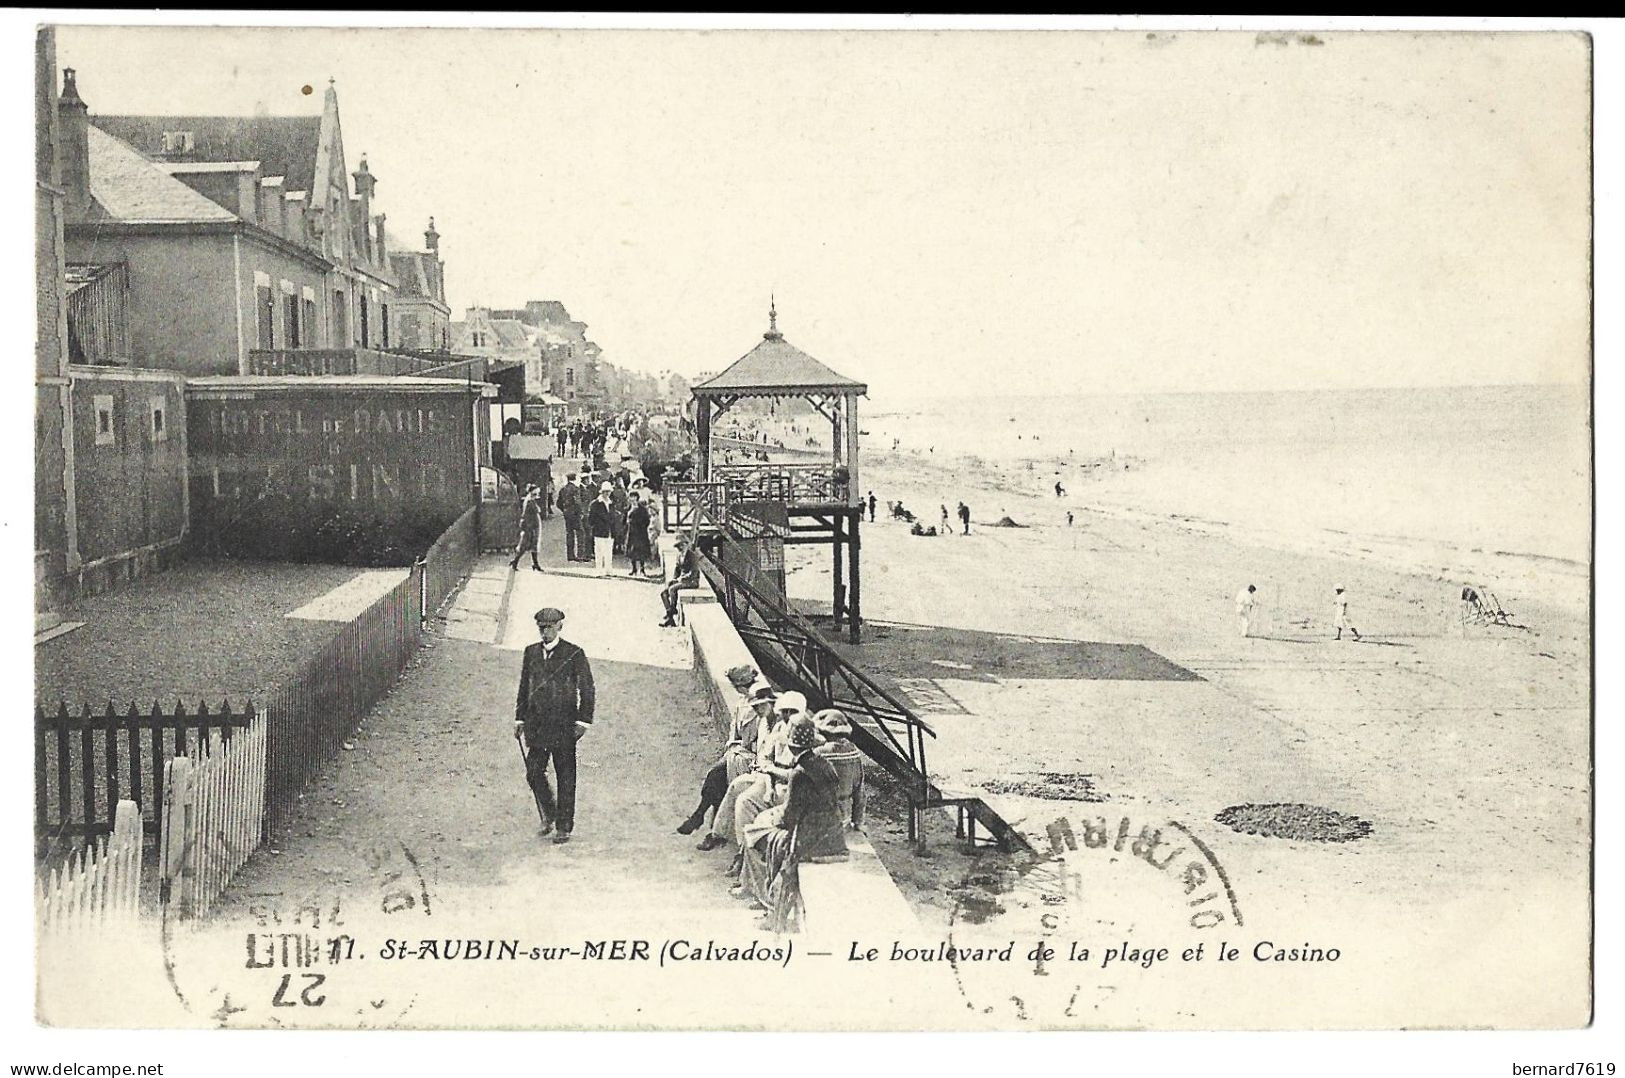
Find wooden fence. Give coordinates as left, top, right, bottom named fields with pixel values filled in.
left=36, top=800, right=143, bottom=934
left=160, top=712, right=268, bottom=919
left=35, top=701, right=255, bottom=849
left=421, top=504, right=478, bottom=618
left=264, top=564, right=423, bottom=830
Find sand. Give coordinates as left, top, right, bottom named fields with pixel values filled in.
left=777, top=451, right=1590, bottom=1027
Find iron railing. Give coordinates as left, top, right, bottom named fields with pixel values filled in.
left=689, top=504, right=942, bottom=841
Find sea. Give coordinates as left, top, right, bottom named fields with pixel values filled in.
left=858, top=383, right=1591, bottom=594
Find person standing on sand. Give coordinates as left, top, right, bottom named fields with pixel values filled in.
left=1236, top=584, right=1257, bottom=637
left=1066, top=510, right=1074, bottom=527
left=1055, top=480, right=1066, bottom=498
left=940, top=504, right=951, bottom=537
left=957, top=501, right=971, bottom=535
left=513, top=607, right=595, bottom=844
left=867, top=491, right=876, bottom=523
left=1333, top=586, right=1361, bottom=641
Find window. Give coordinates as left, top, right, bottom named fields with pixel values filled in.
left=255, top=274, right=275, bottom=350
left=565, top=367, right=575, bottom=386
left=161, top=130, right=194, bottom=152
left=93, top=394, right=115, bottom=447
left=332, top=290, right=347, bottom=345
left=284, top=291, right=301, bottom=348
left=302, top=296, right=317, bottom=345
left=359, top=296, right=370, bottom=347
left=381, top=303, right=390, bottom=348
left=150, top=396, right=167, bottom=442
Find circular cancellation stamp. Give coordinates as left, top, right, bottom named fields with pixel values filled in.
left=942, top=811, right=1246, bottom=1025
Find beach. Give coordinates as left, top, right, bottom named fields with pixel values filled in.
left=771, top=382, right=1590, bottom=1027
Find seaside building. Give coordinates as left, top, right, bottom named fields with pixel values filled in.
left=37, top=55, right=494, bottom=601
left=67, top=73, right=420, bottom=374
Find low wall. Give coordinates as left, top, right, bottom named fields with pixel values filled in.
left=679, top=565, right=919, bottom=936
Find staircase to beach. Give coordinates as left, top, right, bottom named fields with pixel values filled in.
left=691, top=507, right=1028, bottom=853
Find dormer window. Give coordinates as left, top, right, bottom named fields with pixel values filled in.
left=161, top=130, right=194, bottom=153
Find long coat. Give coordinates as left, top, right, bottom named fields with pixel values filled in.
left=555, top=482, right=585, bottom=520
left=514, top=640, right=596, bottom=748
left=626, top=503, right=653, bottom=561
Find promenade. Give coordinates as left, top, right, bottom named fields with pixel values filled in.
left=197, top=511, right=957, bottom=1029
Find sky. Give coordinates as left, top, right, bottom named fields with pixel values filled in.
left=52, top=24, right=1592, bottom=400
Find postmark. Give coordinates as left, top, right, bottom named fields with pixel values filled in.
left=159, top=839, right=432, bottom=1028
left=941, top=812, right=1247, bottom=1025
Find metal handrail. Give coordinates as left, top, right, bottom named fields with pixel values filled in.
left=690, top=504, right=936, bottom=809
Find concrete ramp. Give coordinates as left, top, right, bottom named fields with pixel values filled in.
left=284, top=568, right=410, bottom=621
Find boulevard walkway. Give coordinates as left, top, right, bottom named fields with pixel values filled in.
left=204, top=514, right=956, bottom=1029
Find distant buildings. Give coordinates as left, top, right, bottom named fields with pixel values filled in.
left=450, top=299, right=668, bottom=412
left=387, top=218, right=451, bottom=352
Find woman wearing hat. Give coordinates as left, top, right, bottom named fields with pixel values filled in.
left=677, top=677, right=775, bottom=837
left=697, top=689, right=806, bottom=855
left=737, top=714, right=848, bottom=926
left=587, top=481, right=616, bottom=576
left=625, top=489, right=654, bottom=578
left=811, top=709, right=865, bottom=830
left=508, top=484, right=543, bottom=572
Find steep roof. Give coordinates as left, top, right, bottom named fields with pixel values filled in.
left=91, top=115, right=323, bottom=193
left=693, top=330, right=866, bottom=396
left=491, top=319, right=531, bottom=350
left=84, top=125, right=237, bottom=224
left=388, top=251, right=430, bottom=295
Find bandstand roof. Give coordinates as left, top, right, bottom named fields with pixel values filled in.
left=692, top=306, right=866, bottom=398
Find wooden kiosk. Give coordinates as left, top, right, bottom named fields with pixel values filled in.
left=688, top=303, right=867, bottom=642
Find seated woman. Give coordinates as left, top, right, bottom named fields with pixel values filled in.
left=678, top=678, right=775, bottom=835
left=737, top=715, right=849, bottom=929
left=697, top=690, right=807, bottom=856
left=811, top=709, right=865, bottom=830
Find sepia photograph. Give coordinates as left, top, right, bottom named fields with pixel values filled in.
left=12, top=12, right=1609, bottom=1066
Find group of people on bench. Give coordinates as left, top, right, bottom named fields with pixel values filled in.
left=677, top=665, right=865, bottom=932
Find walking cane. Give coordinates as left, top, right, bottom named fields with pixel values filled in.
left=515, top=728, right=553, bottom=830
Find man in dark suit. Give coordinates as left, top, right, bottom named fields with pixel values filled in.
left=555, top=473, right=587, bottom=562
left=513, top=607, right=596, bottom=844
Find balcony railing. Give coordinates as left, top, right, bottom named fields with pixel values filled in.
left=710, top=462, right=851, bottom=507
left=247, top=348, right=485, bottom=378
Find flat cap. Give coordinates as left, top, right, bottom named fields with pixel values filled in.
left=534, top=607, right=566, bottom=624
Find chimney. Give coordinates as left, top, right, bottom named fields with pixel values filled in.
left=57, top=67, right=90, bottom=219
left=351, top=154, right=375, bottom=260
left=424, top=216, right=439, bottom=253
left=374, top=213, right=386, bottom=262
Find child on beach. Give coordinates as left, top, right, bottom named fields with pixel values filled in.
left=1333, top=586, right=1361, bottom=641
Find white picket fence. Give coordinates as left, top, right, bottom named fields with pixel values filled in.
left=36, top=799, right=143, bottom=934
left=160, top=712, right=268, bottom=919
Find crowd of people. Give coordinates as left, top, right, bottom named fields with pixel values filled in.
left=544, top=470, right=664, bottom=578
left=553, top=411, right=657, bottom=464
left=678, top=665, right=863, bottom=933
